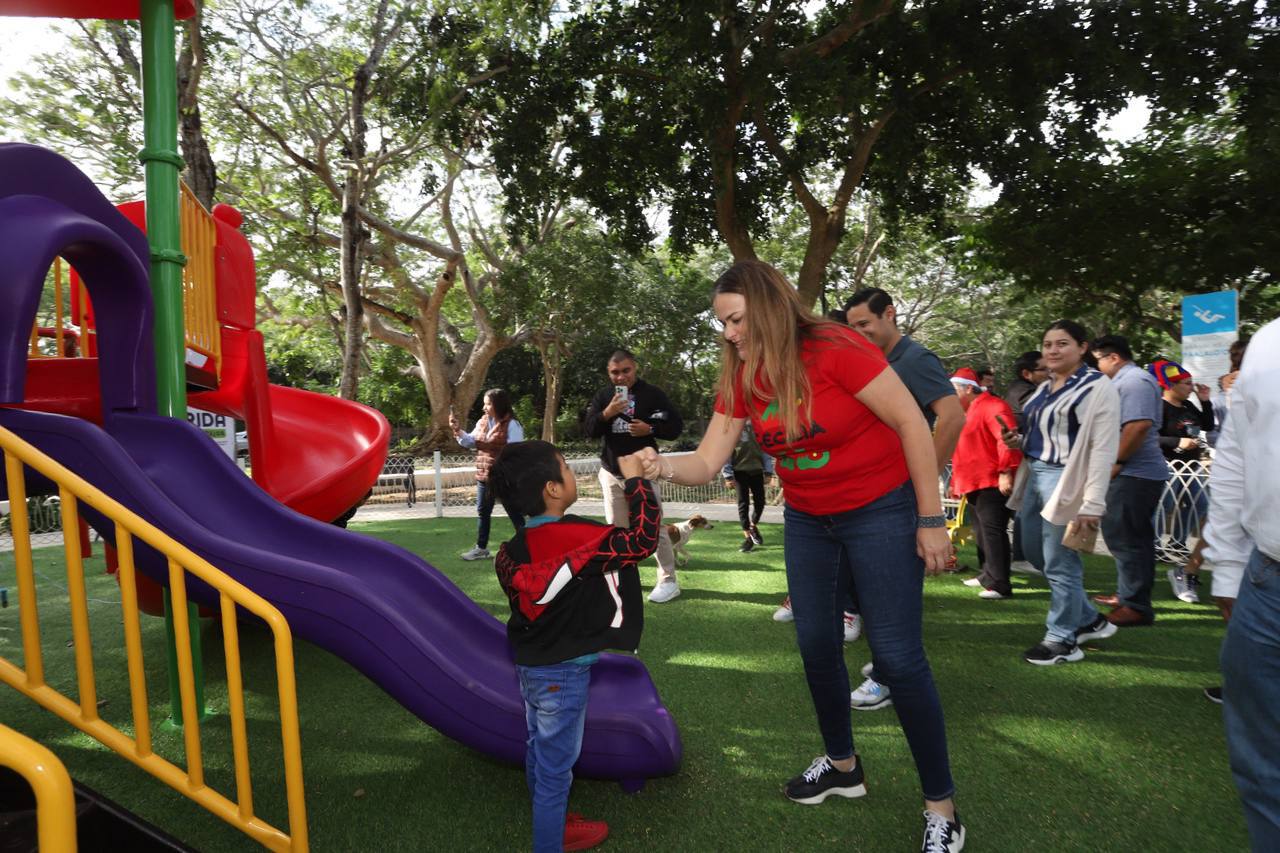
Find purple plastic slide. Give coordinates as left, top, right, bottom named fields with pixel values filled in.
left=0, top=142, right=681, bottom=786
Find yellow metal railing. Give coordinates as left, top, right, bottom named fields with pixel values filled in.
left=28, top=257, right=75, bottom=359
left=0, top=426, right=307, bottom=851
left=0, top=722, right=78, bottom=852
left=29, top=183, right=222, bottom=378
left=180, top=182, right=221, bottom=378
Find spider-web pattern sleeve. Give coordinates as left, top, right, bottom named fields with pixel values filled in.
left=599, top=478, right=661, bottom=564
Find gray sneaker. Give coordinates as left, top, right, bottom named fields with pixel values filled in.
left=850, top=676, right=892, bottom=710
left=460, top=546, right=491, bottom=561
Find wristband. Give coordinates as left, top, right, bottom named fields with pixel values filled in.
left=917, top=514, right=947, bottom=529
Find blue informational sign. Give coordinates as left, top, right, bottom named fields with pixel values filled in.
left=1182, top=291, right=1238, bottom=337
left=1181, top=291, right=1239, bottom=388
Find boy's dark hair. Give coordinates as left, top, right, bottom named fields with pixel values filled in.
left=1091, top=334, right=1134, bottom=362
left=843, top=288, right=893, bottom=317
left=608, top=348, right=637, bottom=364
left=825, top=308, right=849, bottom=324
left=1012, top=350, right=1042, bottom=381
left=489, top=440, right=565, bottom=518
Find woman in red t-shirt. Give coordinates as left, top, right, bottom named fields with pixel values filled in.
left=634, top=261, right=964, bottom=850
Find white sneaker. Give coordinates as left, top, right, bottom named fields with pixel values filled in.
left=843, top=611, right=862, bottom=643
left=962, top=577, right=983, bottom=587
left=772, top=595, right=794, bottom=622
left=648, top=581, right=681, bottom=603
left=979, top=588, right=1010, bottom=599
left=850, top=676, right=892, bottom=710
left=1010, top=560, right=1042, bottom=577
left=1167, top=567, right=1200, bottom=603
left=460, top=546, right=491, bottom=561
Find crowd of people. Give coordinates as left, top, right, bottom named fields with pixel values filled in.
left=461, top=260, right=1272, bottom=853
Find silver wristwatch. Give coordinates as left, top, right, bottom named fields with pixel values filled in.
left=917, top=514, right=947, bottom=529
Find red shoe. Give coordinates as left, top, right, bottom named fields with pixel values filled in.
left=564, top=814, right=609, bottom=851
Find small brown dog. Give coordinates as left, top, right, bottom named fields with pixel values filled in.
left=665, top=514, right=713, bottom=566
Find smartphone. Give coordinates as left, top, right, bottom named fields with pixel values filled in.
left=614, top=385, right=629, bottom=399
left=995, top=414, right=1011, bottom=432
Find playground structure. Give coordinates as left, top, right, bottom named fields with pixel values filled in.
left=0, top=2, right=682, bottom=850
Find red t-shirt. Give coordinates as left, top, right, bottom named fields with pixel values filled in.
left=715, top=327, right=909, bottom=515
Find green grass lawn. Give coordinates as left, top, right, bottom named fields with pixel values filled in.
left=0, top=517, right=1246, bottom=851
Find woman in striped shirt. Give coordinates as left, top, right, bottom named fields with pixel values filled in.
left=1005, top=320, right=1121, bottom=665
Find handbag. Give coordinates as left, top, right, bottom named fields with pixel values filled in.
left=1061, top=520, right=1099, bottom=553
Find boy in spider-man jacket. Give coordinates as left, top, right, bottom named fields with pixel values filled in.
left=489, top=440, right=659, bottom=853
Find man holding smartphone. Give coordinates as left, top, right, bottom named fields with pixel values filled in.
left=584, top=349, right=685, bottom=602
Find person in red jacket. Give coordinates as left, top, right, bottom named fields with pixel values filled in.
left=950, top=368, right=1022, bottom=599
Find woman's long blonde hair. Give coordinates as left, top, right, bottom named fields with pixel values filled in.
left=713, top=260, right=847, bottom=442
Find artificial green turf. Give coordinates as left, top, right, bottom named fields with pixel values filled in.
left=0, top=518, right=1247, bottom=851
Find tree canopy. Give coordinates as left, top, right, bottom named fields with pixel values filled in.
left=467, top=0, right=1260, bottom=306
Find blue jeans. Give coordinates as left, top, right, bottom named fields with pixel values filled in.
left=1221, top=547, right=1280, bottom=851
left=517, top=661, right=592, bottom=853
left=476, top=479, right=525, bottom=548
left=1018, top=460, right=1099, bottom=644
left=1101, top=475, right=1165, bottom=616
left=784, top=482, right=955, bottom=801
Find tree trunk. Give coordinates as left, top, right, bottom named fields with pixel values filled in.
left=795, top=211, right=845, bottom=308
left=338, top=178, right=366, bottom=400
left=414, top=329, right=507, bottom=450
left=177, top=3, right=216, bottom=207
left=535, top=334, right=568, bottom=443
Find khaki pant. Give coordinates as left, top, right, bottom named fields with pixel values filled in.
left=598, top=467, right=676, bottom=585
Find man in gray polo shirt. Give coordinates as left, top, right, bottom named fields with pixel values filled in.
left=842, top=288, right=964, bottom=712
left=845, top=289, right=964, bottom=471
left=1092, top=335, right=1170, bottom=626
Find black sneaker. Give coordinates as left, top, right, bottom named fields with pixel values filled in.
left=1075, top=614, right=1118, bottom=643
left=749, top=524, right=764, bottom=545
left=922, top=809, right=966, bottom=852
left=739, top=538, right=755, bottom=553
left=1204, top=686, right=1223, bottom=704
left=1024, top=639, right=1084, bottom=665
left=783, top=755, right=867, bottom=804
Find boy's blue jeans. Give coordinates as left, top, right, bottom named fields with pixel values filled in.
left=783, top=481, right=955, bottom=801
left=1221, top=547, right=1280, bottom=851
left=517, top=660, right=592, bottom=852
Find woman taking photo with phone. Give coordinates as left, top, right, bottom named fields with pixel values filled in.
left=1002, top=320, right=1121, bottom=664
left=633, top=260, right=964, bottom=852
left=452, top=388, right=525, bottom=561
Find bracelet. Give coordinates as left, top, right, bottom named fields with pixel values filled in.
left=659, top=457, right=676, bottom=482
left=917, top=514, right=947, bottom=529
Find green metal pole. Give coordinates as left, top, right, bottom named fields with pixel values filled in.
left=139, top=0, right=206, bottom=724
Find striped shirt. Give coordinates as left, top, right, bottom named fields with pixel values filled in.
left=1022, top=365, right=1107, bottom=465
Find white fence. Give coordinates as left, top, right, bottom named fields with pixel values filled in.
left=3, top=456, right=1212, bottom=565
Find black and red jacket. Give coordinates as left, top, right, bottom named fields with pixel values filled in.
left=495, top=478, right=660, bottom=666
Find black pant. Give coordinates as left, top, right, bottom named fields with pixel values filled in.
left=733, top=470, right=766, bottom=530
left=968, top=487, right=1013, bottom=596
left=1101, top=475, right=1165, bottom=616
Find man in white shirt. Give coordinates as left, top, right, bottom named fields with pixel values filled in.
left=1204, top=317, right=1280, bottom=851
